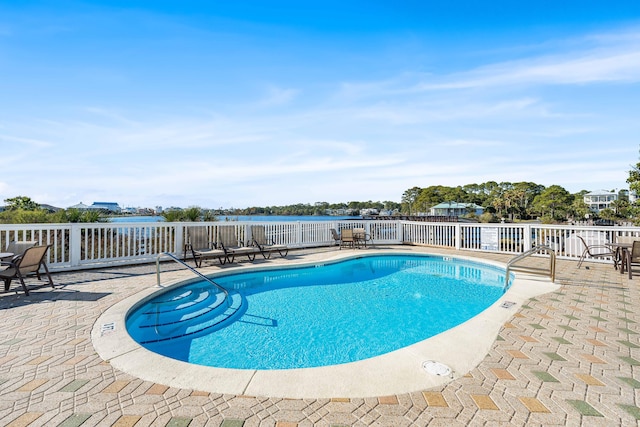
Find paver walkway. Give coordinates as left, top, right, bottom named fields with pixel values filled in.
left=0, top=247, right=638, bottom=426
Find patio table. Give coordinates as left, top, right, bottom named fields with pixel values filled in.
left=353, top=228, right=371, bottom=248
left=606, top=242, right=633, bottom=276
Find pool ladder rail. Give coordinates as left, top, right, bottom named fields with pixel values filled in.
left=505, top=245, right=556, bottom=288
left=131, top=252, right=242, bottom=343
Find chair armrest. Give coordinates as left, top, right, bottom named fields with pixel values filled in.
left=591, top=244, right=614, bottom=251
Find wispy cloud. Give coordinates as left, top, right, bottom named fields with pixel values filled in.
left=440, top=138, right=506, bottom=148
left=0, top=134, right=53, bottom=148
left=255, top=85, right=300, bottom=107
left=353, top=97, right=544, bottom=124
left=330, top=28, right=640, bottom=95
left=417, top=32, right=640, bottom=90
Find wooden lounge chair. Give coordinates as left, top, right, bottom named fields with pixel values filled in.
left=217, top=226, right=260, bottom=263
left=0, top=244, right=54, bottom=296
left=185, top=226, right=227, bottom=267
left=250, top=225, right=288, bottom=259
left=576, top=235, right=615, bottom=268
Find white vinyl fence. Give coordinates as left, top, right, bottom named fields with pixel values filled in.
left=1, top=220, right=637, bottom=272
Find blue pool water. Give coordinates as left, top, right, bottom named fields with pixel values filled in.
left=127, top=255, right=508, bottom=370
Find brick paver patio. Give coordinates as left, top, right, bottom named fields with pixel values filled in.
left=0, top=247, right=638, bottom=426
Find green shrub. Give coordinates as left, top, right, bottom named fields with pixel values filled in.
left=161, top=209, right=185, bottom=222
left=479, top=212, right=499, bottom=223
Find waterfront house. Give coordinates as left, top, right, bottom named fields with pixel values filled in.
left=583, top=190, right=617, bottom=213
left=430, top=202, right=484, bottom=217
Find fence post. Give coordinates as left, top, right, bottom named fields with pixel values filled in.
left=175, top=223, right=184, bottom=259
left=69, top=223, right=81, bottom=268
left=523, top=224, right=532, bottom=251
left=296, top=221, right=303, bottom=247
left=455, top=223, right=461, bottom=250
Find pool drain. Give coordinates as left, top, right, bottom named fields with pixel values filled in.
left=422, top=360, right=452, bottom=377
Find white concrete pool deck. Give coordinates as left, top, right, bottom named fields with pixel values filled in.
left=92, top=248, right=559, bottom=399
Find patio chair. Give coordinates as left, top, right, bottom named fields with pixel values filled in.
left=340, top=228, right=356, bottom=249
left=576, top=235, right=615, bottom=269
left=610, top=236, right=637, bottom=270
left=3, top=240, right=37, bottom=260
left=353, top=227, right=371, bottom=248
left=185, top=226, right=227, bottom=267
left=626, top=240, right=640, bottom=279
left=330, top=228, right=342, bottom=248
left=250, top=225, right=288, bottom=259
left=217, top=226, right=260, bottom=263
left=0, top=244, right=54, bottom=296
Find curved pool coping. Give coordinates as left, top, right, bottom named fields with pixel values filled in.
left=92, top=249, right=560, bottom=399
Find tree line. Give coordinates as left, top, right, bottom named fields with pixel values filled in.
left=400, top=178, right=639, bottom=224
left=401, top=182, right=584, bottom=223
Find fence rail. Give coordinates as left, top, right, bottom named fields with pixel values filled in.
left=1, top=220, right=637, bottom=272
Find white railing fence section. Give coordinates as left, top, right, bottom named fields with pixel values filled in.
left=1, top=221, right=638, bottom=272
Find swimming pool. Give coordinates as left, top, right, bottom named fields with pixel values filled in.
left=126, top=254, right=509, bottom=370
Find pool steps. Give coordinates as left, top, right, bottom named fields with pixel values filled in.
left=128, top=288, right=243, bottom=344
left=142, top=289, right=210, bottom=314
left=139, top=289, right=227, bottom=328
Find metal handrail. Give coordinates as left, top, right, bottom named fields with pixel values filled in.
left=156, top=252, right=230, bottom=305
left=505, top=245, right=556, bottom=288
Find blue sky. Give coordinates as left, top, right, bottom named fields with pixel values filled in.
left=1, top=1, right=640, bottom=209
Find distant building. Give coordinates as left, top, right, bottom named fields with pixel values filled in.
left=324, top=208, right=358, bottom=216
left=583, top=190, right=617, bottom=213
left=68, top=202, right=91, bottom=210
left=90, top=202, right=121, bottom=213
left=360, top=208, right=379, bottom=216
left=430, top=202, right=484, bottom=217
